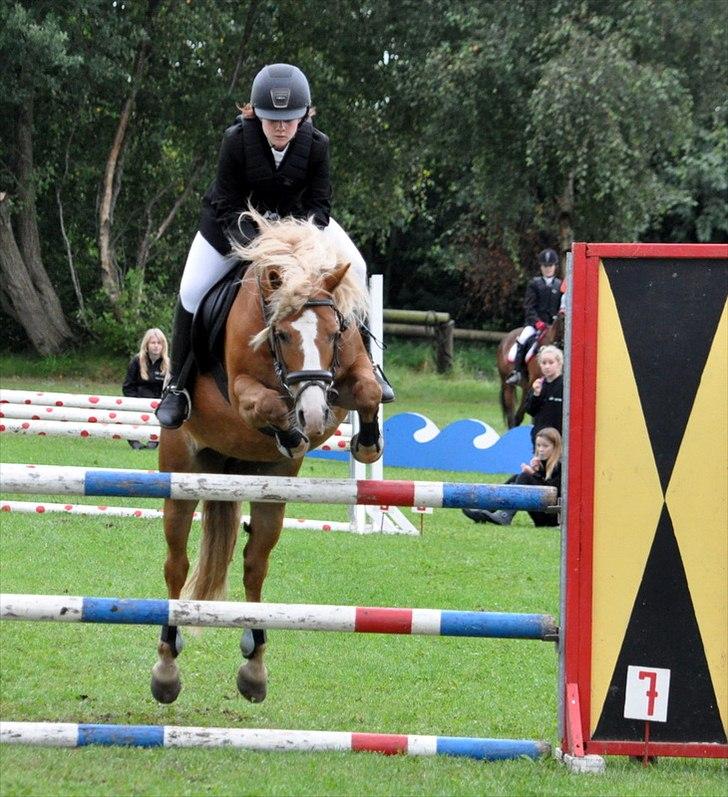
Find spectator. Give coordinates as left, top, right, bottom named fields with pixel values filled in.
left=524, top=345, right=563, bottom=447
left=463, top=427, right=562, bottom=528
left=122, top=328, right=169, bottom=449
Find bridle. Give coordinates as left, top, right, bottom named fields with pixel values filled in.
left=259, top=286, right=347, bottom=405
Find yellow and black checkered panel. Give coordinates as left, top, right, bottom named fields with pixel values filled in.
left=590, top=258, right=727, bottom=743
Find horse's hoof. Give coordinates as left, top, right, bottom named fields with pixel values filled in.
left=237, top=663, right=268, bottom=703
left=274, top=431, right=309, bottom=459
left=151, top=673, right=182, bottom=704
left=351, top=433, right=384, bottom=464
left=151, top=660, right=182, bottom=704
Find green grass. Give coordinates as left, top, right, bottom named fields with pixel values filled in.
left=0, top=352, right=725, bottom=796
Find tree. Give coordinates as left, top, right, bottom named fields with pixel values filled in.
left=0, top=3, right=75, bottom=353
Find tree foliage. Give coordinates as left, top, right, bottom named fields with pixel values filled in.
left=0, top=0, right=725, bottom=354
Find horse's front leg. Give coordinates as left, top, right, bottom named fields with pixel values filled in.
left=151, top=496, right=197, bottom=704
left=232, top=374, right=308, bottom=458
left=335, top=354, right=383, bottom=464
left=236, top=501, right=285, bottom=703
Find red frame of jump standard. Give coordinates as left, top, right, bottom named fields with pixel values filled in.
left=562, top=242, right=728, bottom=759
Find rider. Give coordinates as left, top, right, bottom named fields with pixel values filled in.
left=505, top=248, right=563, bottom=386
left=156, top=63, right=394, bottom=429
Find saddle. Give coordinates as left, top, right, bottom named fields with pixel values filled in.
left=191, top=262, right=248, bottom=402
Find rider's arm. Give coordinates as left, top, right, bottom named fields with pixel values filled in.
left=301, top=132, right=332, bottom=229
left=523, top=280, right=539, bottom=326
left=212, top=125, right=258, bottom=245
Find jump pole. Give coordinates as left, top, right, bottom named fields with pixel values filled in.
left=0, top=594, right=558, bottom=641
left=0, top=499, right=353, bottom=533
left=0, top=402, right=353, bottom=438
left=0, top=419, right=351, bottom=451
left=0, top=389, right=160, bottom=412
left=0, top=721, right=550, bottom=761
left=0, top=404, right=159, bottom=426
left=0, top=463, right=558, bottom=511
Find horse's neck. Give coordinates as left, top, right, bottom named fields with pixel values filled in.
left=225, top=279, right=270, bottom=377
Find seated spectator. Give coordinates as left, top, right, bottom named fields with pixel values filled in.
left=463, top=427, right=562, bottom=527
left=122, top=328, right=169, bottom=449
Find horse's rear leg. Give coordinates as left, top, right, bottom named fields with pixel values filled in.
left=236, top=501, right=285, bottom=704
left=501, top=384, right=518, bottom=429
left=151, top=495, right=197, bottom=704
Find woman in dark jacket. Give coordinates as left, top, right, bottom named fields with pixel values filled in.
left=156, top=63, right=390, bottom=429
left=463, top=427, right=563, bottom=528
left=524, top=345, right=563, bottom=447
left=123, top=328, right=169, bottom=398
left=123, top=328, right=169, bottom=449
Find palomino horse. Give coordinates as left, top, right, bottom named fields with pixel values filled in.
left=152, top=212, right=382, bottom=705
left=495, top=315, right=564, bottom=428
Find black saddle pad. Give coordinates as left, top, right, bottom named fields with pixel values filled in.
left=192, top=262, right=248, bottom=399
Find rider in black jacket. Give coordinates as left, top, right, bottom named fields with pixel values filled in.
left=156, top=64, right=392, bottom=429
left=505, top=249, right=563, bottom=386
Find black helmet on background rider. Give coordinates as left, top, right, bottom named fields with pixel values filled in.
left=251, top=63, right=311, bottom=120
left=537, top=248, right=559, bottom=267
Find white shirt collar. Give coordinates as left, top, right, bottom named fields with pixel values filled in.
left=271, top=145, right=288, bottom=168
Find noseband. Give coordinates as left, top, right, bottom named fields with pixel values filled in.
left=262, top=292, right=347, bottom=404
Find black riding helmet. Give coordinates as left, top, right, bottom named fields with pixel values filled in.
left=537, top=248, right=559, bottom=267
left=251, top=63, right=311, bottom=120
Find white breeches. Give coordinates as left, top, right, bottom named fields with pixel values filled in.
left=507, top=325, right=538, bottom=362
left=321, top=218, right=367, bottom=288
left=516, top=325, right=537, bottom=345
left=179, top=219, right=368, bottom=313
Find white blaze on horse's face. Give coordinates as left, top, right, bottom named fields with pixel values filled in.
left=290, top=309, right=329, bottom=435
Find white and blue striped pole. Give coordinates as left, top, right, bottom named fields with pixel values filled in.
left=0, top=721, right=550, bottom=761
left=0, top=464, right=557, bottom=512
left=0, top=594, right=558, bottom=641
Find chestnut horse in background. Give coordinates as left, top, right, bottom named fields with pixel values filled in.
left=495, top=314, right=564, bottom=428
left=152, top=212, right=382, bottom=706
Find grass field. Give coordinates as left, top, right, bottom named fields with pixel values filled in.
left=0, top=351, right=725, bottom=796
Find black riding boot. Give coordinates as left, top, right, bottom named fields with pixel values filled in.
left=505, top=342, right=527, bottom=386
left=155, top=303, right=194, bottom=429
left=360, top=324, right=395, bottom=403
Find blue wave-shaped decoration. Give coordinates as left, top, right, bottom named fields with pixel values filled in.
left=308, top=412, right=533, bottom=473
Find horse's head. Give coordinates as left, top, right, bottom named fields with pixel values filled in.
left=235, top=212, right=369, bottom=444
left=260, top=263, right=351, bottom=436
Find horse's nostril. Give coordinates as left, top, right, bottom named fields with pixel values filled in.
left=297, top=408, right=305, bottom=427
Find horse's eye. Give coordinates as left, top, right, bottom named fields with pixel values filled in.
left=275, top=331, right=291, bottom=344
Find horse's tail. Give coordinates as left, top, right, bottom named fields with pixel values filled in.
left=182, top=500, right=242, bottom=602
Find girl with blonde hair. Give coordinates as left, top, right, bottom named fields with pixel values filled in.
left=464, top=427, right=562, bottom=528
left=122, top=328, right=169, bottom=448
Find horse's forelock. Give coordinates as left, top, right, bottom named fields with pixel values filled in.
left=233, top=212, right=368, bottom=326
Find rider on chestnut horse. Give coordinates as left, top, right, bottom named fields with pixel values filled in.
left=156, top=63, right=393, bottom=430
left=505, top=248, right=564, bottom=386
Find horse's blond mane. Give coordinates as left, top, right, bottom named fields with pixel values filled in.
left=230, top=211, right=369, bottom=348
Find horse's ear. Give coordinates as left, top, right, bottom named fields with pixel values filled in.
left=261, top=267, right=283, bottom=297
left=323, top=262, right=350, bottom=294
